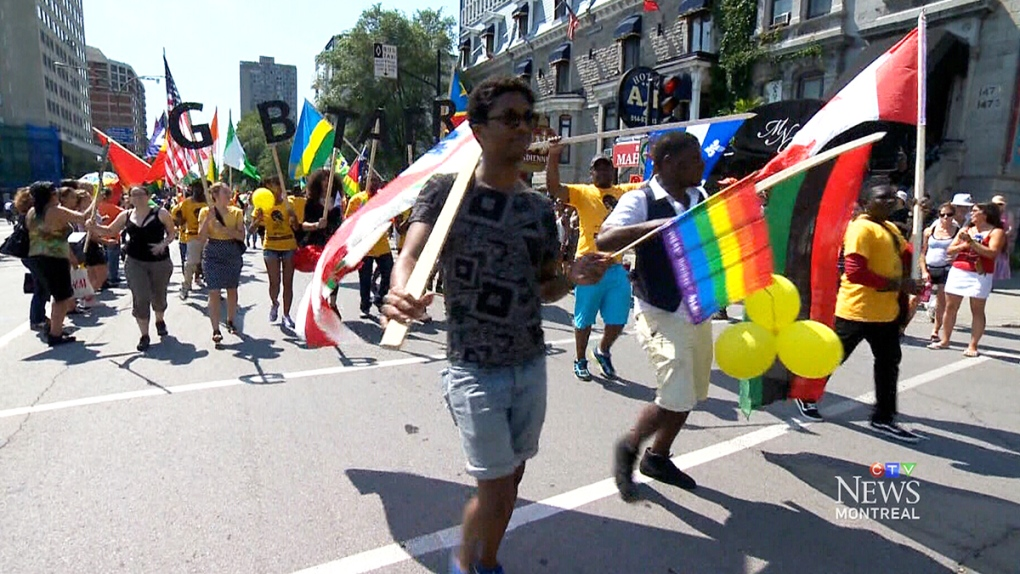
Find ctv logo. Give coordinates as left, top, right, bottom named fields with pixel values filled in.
left=869, top=462, right=916, bottom=478
left=835, top=463, right=921, bottom=521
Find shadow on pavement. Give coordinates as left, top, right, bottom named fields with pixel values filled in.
left=22, top=342, right=135, bottom=366
left=217, top=333, right=286, bottom=385
left=765, top=452, right=1020, bottom=574
left=344, top=468, right=953, bottom=573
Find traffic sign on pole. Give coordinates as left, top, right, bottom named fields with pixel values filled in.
left=374, top=43, right=398, bottom=79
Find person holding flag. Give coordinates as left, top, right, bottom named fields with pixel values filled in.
left=251, top=179, right=300, bottom=328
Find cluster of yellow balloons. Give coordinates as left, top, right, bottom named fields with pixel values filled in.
left=714, top=275, right=844, bottom=380
left=251, top=188, right=276, bottom=213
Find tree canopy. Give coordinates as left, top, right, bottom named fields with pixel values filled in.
left=314, top=5, right=457, bottom=178
left=236, top=111, right=292, bottom=188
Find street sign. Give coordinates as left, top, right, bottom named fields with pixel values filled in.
left=617, top=66, right=661, bottom=128
left=374, top=43, right=398, bottom=79
left=523, top=126, right=559, bottom=172
left=107, top=127, right=134, bottom=146
left=613, top=141, right=642, bottom=168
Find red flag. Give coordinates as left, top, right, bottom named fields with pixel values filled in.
left=145, top=146, right=168, bottom=183
left=93, top=129, right=152, bottom=188
left=756, top=28, right=918, bottom=180
left=643, top=0, right=660, bottom=11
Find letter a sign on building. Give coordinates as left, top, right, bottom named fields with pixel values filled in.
left=374, top=43, right=398, bottom=79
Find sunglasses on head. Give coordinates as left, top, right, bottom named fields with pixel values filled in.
left=487, top=110, right=539, bottom=129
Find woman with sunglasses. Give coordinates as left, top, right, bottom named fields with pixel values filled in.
left=931, top=202, right=1006, bottom=356
left=199, top=183, right=246, bottom=343
left=919, top=202, right=959, bottom=341
left=88, top=186, right=177, bottom=351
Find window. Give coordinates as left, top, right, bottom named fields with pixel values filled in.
left=771, top=0, right=792, bottom=23
left=798, top=74, right=824, bottom=99
left=689, top=14, right=714, bottom=53
left=621, top=37, right=640, bottom=72
left=558, top=115, right=572, bottom=164
left=554, top=0, right=567, bottom=20
left=513, top=4, right=529, bottom=39
left=555, top=63, right=569, bottom=94
left=482, top=26, right=495, bottom=56
left=460, top=39, right=472, bottom=68
left=806, top=0, right=831, bottom=18
left=601, top=104, right=617, bottom=152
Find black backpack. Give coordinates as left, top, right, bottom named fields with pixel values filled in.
left=0, top=215, right=30, bottom=259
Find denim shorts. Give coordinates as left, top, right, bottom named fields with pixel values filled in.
left=263, top=249, right=294, bottom=261
left=440, top=354, right=548, bottom=480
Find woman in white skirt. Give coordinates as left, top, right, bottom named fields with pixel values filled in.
left=930, top=202, right=1006, bottom=356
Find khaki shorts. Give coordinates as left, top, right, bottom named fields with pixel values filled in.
left=634, top=305, right=714, bottom=412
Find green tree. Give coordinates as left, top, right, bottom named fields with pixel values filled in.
left=236, top=111, right=292, bottom=188
left=314, top=5, right=456, bottom=178
left=710, top=0, right=763, bottom=115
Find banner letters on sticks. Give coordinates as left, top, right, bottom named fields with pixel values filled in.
left=168, top=102, right=213, bottom=150
left=257, top=100, right=296, bottom=144
left=325, top=107, right=358, bottom=150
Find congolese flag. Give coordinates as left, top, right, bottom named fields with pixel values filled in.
left=641, top=118, right=746, bottom=182
left=289, top=100, right=335, bottom=180
left=296, top=122, right=481, bottom=347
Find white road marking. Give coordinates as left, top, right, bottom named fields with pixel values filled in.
left=0, top=321, right=29, bottom=350
left=292, top=356, right=990, bottom=574
left=0, top=338, right=575, bottom=420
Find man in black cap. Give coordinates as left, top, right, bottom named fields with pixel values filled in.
left=546, top=141, right=643, bottom=381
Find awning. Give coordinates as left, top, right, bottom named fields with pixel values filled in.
left=825, top=28, right=968, bottom=98
left=482, top=24, right=495, bottom=37
left=515, top=58, right=533, bottom=76
left=678, top=0, right=708, bottom=15
left=460, top=38, right=471, bottom=50
left=548, top=42, right=571, bottom=64
left=512, top=3, right=529, bottom=18
left=614, top=15, right=642, bottom=40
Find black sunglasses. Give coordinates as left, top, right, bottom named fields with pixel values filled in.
left=487, top=110, right=539, bottom=129
left=939, top=213, right=954, bottom=218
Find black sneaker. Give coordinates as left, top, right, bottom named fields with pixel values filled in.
left=795, top=399, right=824, bottom=422
left=613, top=438, right=639, bottom=502
left=869, top=420, right=920, bottom=443
left=155, top=320, right=168, bottom=337
left=573, top=359, right=593, bottom=381
left=47, top=333, right=77, bottom=347
left=639, top=449, right=697, bottom=490
left=137, top=335, right=150, bottom=352
left=593, top=348, right=617, bottom=379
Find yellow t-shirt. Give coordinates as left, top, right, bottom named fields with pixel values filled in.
left=173, top=198, right=207, bottom=243
left=345, top=191, right=391, bottom=258
left=564, top=183, right=644, bottom=258
left=290, top=196, right=307, bottom=224
left=260, top=198, right=298, bottom=252
left=396, top=209, right=411, bottom=250
left=199, top=206, right=244, bottom=241
left=835, top=217, right=906, bottom=323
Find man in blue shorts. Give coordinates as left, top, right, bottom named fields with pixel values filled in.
left=546, top=141, right=642, bottom=380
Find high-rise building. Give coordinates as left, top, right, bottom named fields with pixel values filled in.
left=0, top=0, right=94, bottom=150
left=86, top=46, right=147, bottom=155
left=239, top=56, right=298, bottom=119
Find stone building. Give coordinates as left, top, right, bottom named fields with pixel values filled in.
left=460, top=0, right=718, bottom=183
left=86, top=47, right=148, bottom=155
left=751, top=0, right=1020, bottom=199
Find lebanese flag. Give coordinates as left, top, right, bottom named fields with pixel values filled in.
left=757, top=28, right=918, bottom=180
left=295, top=122, right=481, bottom=348
left=93, top=128, right=152, bottom=188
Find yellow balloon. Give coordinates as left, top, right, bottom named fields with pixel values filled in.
left=777, top=320, right=844, bottom=379
left=714, top=323, right=777, bottom=380
left=745, top=274, right=801, bottom=332
left=252, top=188, right=275, bottom=213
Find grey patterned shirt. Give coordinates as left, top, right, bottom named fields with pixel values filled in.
left=409, top=173, right=560, bottom=367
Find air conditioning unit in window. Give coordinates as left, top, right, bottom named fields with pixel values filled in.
left=772, top=12, right=791, bottom=27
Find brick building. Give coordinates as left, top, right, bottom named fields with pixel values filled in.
left=460, top=0, right=715, bottom=183
left=86, top=46, right=147, bottom=155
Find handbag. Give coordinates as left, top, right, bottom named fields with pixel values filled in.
left=70, top=265, right=94, bottom=299
left=0, top=218, right=30, bottom=259
left=23, top=272, right=34, bottom=294
left=213, top=206, right=247, bottom=255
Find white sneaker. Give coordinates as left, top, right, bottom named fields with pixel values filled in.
left=282, top=315, right=295, bottom=329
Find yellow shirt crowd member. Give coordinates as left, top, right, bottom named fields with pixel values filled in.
left=345, top=191, right=391, bottom=258
left=290, top=195, right=307, bottom=225
left=835, top=216, right=907, bottom=323
left=564, top=183, right=644, bottom=260
left=260, top=197, right=299, bottom=252
left=174, top=196, right=207, bottom=243
left=199, top=206, right=244, bottom=241
left=395, top=209, right=411, bottom=251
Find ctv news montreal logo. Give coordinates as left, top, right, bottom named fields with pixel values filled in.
left=834, top=462, right=920, bottom=521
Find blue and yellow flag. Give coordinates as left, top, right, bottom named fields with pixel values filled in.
left=450, top=68, right=468, bottom=128
left=288, top=100, right=335, bottom=180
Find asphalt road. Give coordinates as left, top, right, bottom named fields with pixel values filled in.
left=1, top=220, right=1018, bottom=574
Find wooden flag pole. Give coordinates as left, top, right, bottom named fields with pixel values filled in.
left=321, top=148, right=340, bottom=225
left=341, top=135, right=384, bottom=180
left=910, top=10, right=928, bottom=280
left=380, top=146, right=482, bottom=349
left=608, top=131, right=888, bottom=258
left=527, top=112, right=756, bottom=152
left=365, top=117, right=382, bottom=193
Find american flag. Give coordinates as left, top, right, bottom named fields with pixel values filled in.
left=163, top=54, right=206, bottom=185
left=564, top=1, right=580, bottom=41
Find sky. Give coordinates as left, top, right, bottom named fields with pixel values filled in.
left=82, top=0, right=461, bottom=139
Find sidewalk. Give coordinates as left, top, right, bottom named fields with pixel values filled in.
left=935, top=273, right=1020, bottom=329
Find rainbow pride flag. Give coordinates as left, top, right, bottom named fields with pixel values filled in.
left=661, top=178, right=774, bottom=323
